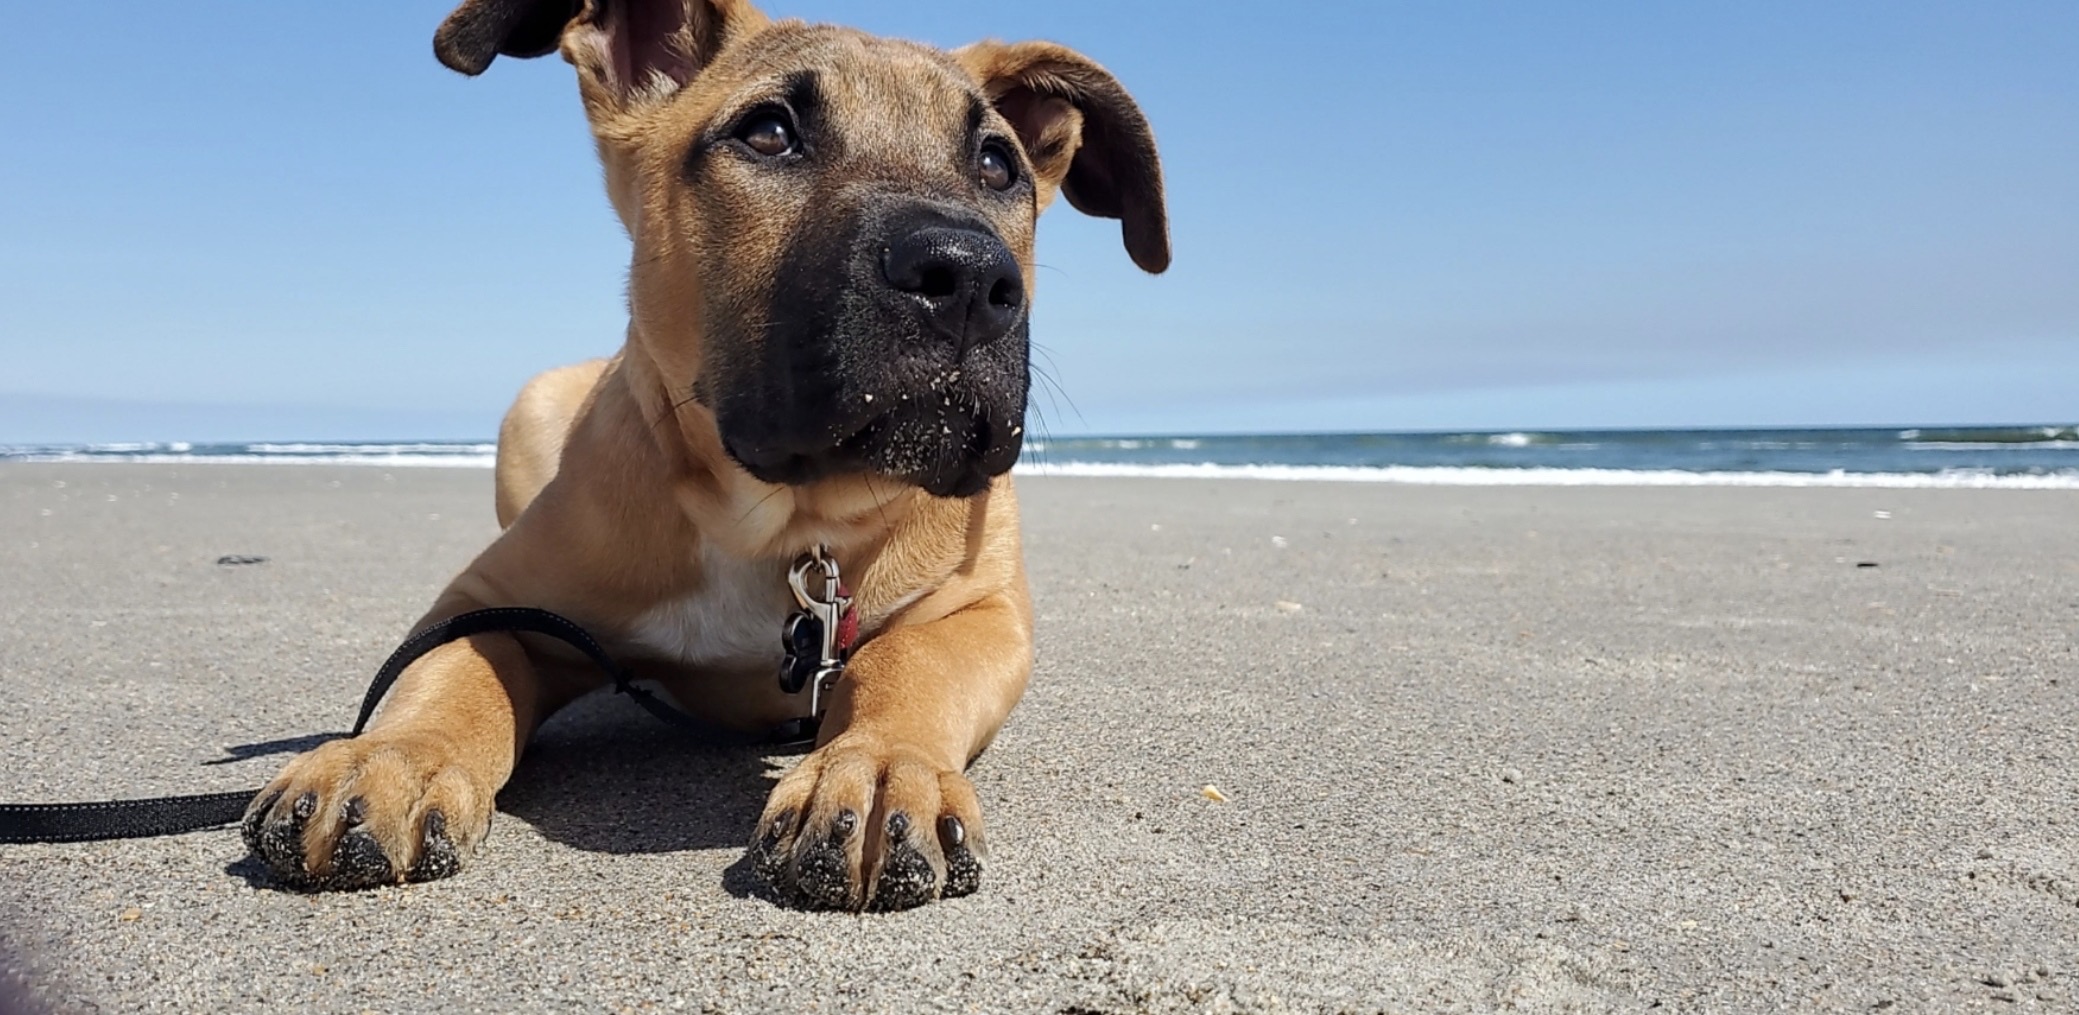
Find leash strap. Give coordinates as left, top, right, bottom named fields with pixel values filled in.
left=0, top=607, right=815, bottom=844
left=0, top=791, right=257, bottom=844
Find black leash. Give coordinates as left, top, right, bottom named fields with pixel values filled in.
left=0, top=607, right=816, bottom=844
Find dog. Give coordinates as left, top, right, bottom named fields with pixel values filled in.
left=237, top=0, right=1167, bottom=911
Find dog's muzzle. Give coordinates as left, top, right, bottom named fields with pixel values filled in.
left=713, top=200, right=1032, bottom=498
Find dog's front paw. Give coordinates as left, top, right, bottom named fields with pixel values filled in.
left=750, top=736, right=985, bottom=911
left=240, top=734, right=493, bottom=892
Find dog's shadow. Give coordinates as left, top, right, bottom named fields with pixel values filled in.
left=498, top=693, right=798, bottom=901
left=495, top=692, right=788, bottom=859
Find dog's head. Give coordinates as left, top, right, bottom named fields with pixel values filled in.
left=435, top=0, right=1168, bottom=498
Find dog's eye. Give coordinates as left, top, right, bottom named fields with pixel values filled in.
left=977, top=143, right=1016, bottom=191
left=737, top=114, right=796, bottom=157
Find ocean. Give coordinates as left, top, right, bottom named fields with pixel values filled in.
left=3, top=426, right=2076, bottom=488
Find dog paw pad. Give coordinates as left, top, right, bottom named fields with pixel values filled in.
left=406, top=810, right=462, bottom=883
left=943, top=842, right=983, bottom=898
left=328, top=826, right=395, bottom=888
left=793, top=837, right=855, bottom=909
left=869, top=818, right=938, bottom=912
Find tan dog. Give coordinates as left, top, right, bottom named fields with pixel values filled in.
left=238, top=0, right=1166, bottom=910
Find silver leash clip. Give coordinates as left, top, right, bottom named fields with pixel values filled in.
left=780, top=544, right=850, bottom=718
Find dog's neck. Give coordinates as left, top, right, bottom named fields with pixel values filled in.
left=612, top=340, right=922, bottom=562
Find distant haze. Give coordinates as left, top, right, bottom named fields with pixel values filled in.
left=2, top=1, right=2073, bottom=442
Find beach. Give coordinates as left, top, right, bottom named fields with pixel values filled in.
left=1, top=462, right=2073, bottom=1012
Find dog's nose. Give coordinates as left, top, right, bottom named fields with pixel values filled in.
left=880, top=227, right=1024, bottom=351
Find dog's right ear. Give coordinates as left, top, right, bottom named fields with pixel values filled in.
left=434, top=0, right=580, bottom=76
left=435, top=1, right=767, bottom=113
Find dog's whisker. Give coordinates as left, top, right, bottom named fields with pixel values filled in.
left=646, top=390, right=704, bottom=436
left=736, top=484, right=788, bottom=525
left=1021, top=406, right=1053, bottom=469
left=861, top=472, right=897, bottom=533
left=1029, top=355, right=1083, bottom=433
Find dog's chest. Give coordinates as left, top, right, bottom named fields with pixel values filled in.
left=624, top=550, right=791, bottom=670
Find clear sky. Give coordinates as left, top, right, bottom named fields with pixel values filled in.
left=2, top=1, right=2074, bottom=442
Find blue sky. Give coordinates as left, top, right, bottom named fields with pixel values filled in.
left=2, top=1, right=2074, bottom=442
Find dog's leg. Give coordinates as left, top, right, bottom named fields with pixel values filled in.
left=494, top=358, right=609, bottom=527
left=240, top=631, right=581, bottom=890
left=752, top=588, right=1032, bottom=911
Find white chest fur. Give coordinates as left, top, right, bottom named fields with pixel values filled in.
left=625, top=547, right=792, bottom=670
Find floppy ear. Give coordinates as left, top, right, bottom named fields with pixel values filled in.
left=434, top=0, right=767, bottom=113
left=434, top=0, right=580, bottom=75
left=956, top=40, right=1170, bottom=274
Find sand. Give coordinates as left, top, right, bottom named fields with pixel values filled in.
left=0, top=463, right=2073, bottom=1013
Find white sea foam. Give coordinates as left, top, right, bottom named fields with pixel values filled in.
left=1907, top=441, right=2079, bottom=451
left=1015, top=462, right=2079, bottom=489
left=1487, top=432, right=1534, bottom=447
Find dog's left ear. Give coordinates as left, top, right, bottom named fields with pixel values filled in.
left=956, top=41, right=1170, bottom=274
